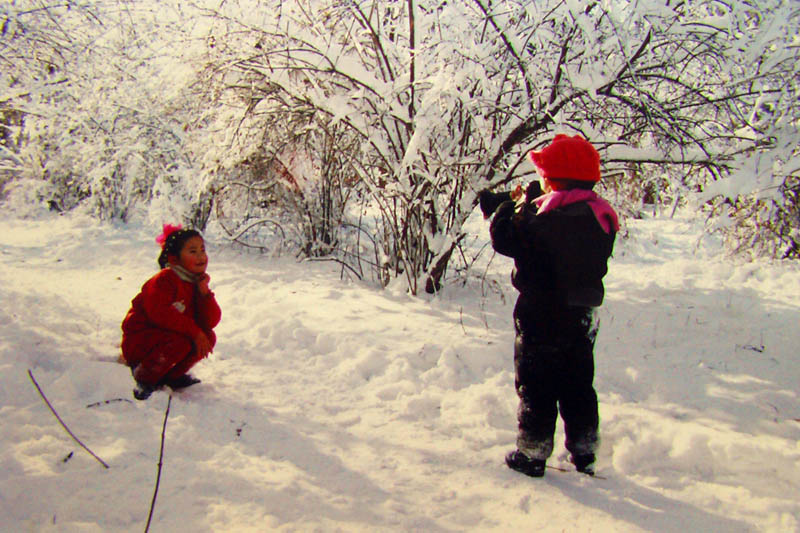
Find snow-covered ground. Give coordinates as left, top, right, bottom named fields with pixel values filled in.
left=1, top=210, right=798, bottom=532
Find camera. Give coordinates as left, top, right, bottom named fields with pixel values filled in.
left=478, top=181, right=543, bottom=218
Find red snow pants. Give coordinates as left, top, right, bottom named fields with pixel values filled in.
left=122, top=328, right=216, bottom=385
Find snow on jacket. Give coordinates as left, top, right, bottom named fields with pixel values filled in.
left=122, top=268, right=221, bottom=343
left=489, top=191, right=617, bottom=308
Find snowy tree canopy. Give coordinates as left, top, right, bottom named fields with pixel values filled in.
left=2, top=0, right=799, bottom=290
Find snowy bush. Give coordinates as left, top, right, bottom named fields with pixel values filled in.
left=706, top=177, right=800, bottom=260
left=197, top=98, right=359, bottom=261
left=188, top=0, right=800, bottom=292
left=1, top=1, right=209, bottom=225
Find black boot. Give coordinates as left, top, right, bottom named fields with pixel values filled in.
left=133, top=381, right=156, bottom=401
left=505, top=450, right=546, bottom=478
left=571, top=454, right=596, bottom=476
left=162, top=374, right=201, bottom=390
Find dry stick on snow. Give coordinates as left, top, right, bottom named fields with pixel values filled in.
left=27, top=369, right=110, bottom=469
left=144, top=394, right=172, bottom=533
left=86, top=398, right=133, bottom=408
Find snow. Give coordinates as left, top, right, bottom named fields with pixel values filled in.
left=1, top=210, right=799, bottom=532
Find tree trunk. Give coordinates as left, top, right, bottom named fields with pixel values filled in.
left=424, top=243, right=455, bottom=294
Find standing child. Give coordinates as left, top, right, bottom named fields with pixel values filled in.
left=482, top=134, right=618, bottom=477
left=121, top=224, right=222, bottom=400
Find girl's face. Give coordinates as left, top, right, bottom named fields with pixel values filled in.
left=173, top=236, right=208, bottom=275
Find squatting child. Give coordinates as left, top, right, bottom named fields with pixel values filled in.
left=121, top=224, right=222, bottom=400
left=481, top=134, right=618, bottom=477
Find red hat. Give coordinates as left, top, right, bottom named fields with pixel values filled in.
left=528, top=134, right=601, bottom=183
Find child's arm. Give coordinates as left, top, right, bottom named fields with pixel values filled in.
left=196, top=273, right=222, bottom=330
left=489, top=200, right=520, bottom=258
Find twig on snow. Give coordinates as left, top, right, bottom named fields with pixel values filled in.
left=740, top=343, right=765, bottom=353
left=27, top=369, right=109, bottom=469
left=86, top=398, right=133, bottom=408
left=145, top=394, right=172, bottom=533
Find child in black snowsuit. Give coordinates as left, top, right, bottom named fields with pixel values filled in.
left=482, top=134, right=618, bottom=477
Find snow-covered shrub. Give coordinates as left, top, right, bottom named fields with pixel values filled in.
left=188, top=0, right=800, bottom=293
left=707, top=176, right=800, bottom=260
left=194, top=80, right=359, bottom=259
left=0, top=1, right=209, bottom=225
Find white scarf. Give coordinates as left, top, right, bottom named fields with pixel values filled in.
left=169, top=264, right=201, bottom=283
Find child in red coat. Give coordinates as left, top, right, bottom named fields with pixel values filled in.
left=121, top=224, right=222, bottom=400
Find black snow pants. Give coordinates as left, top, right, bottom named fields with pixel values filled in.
left=512, top=295, right=599, bottom=460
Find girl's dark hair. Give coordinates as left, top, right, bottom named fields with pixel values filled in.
left=548, top=178, right=595, bottom=191
left=158, top=228, right=202, bottom=269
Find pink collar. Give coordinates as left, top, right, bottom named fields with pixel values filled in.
left=533, top=190, right=619, bottom=234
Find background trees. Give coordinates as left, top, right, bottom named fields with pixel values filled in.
left=1, top=1, right=205, bottom=223
left=2, top=0, right=798, bottom=291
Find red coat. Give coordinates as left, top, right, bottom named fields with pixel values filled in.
left=121, top=268, right=221, bottom=368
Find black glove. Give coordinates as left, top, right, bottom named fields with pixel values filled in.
left=479, top=190, right=513, bottom=218
left=493, top=199, right=516, bottom=221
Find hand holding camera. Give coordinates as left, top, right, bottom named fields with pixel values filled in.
left=478, top=181, right=543, bottom=219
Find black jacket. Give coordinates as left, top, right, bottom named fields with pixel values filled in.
left=489, top=197, right=615, bottom=309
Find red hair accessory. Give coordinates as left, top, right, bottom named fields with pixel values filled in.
left=156, top=223, right=183, bottom=248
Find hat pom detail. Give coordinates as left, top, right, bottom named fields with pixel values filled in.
left=156, top=223, right=183, bottom=247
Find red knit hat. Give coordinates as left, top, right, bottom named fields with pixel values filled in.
left=528, top=134, right=601, bottom=183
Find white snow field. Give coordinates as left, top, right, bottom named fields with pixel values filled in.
left=1, top=210, right=798, bottom=532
